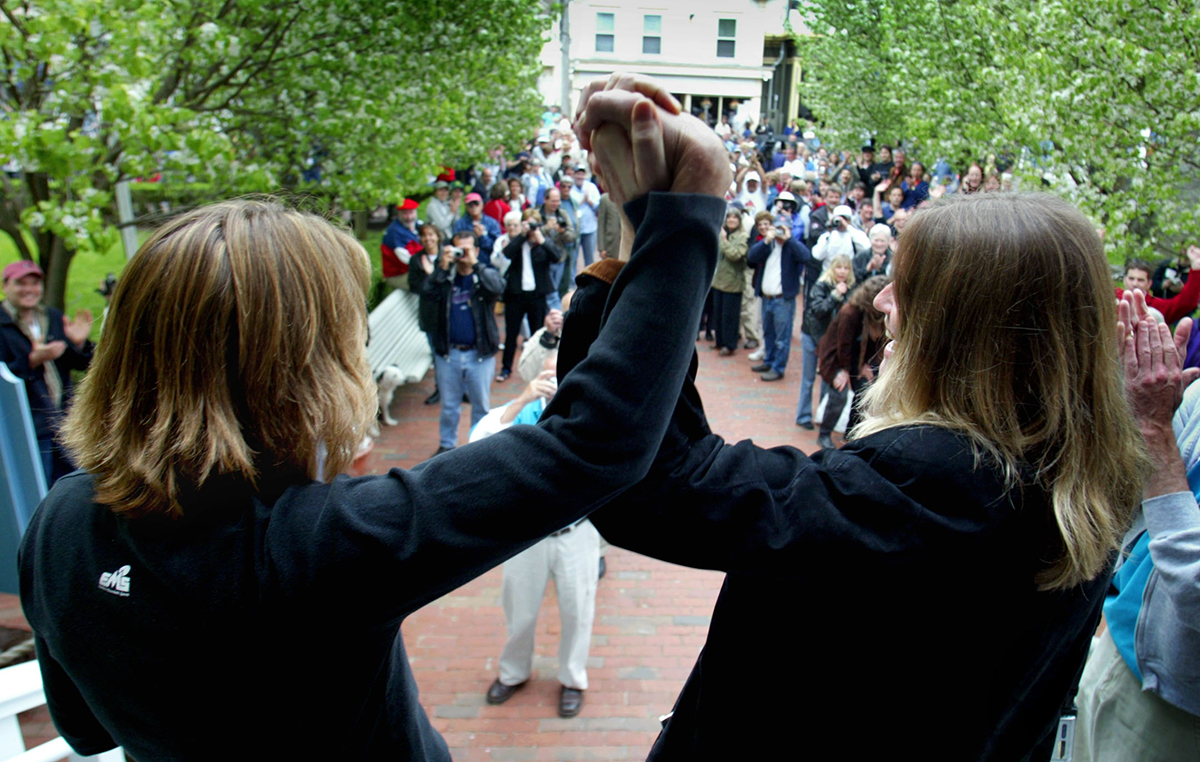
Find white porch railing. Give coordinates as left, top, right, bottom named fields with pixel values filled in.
left=0, top=662, right=123, bottom=762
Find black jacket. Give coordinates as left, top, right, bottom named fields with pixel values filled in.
left=0, top=302, right=92, bottom=439
left=591, top=417, right=1108, bottom=762
left=800, top=278, right=846, bottom=339
left=502, top=235, right=562, bottom=296
left=18, top=192, right=724, bottom=761
left=422, top=261, right=504, bottom=357
left=407, top=255, right=439, bottom=334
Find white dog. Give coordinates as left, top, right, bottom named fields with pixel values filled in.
left=376, top=366, right=404, bottom=426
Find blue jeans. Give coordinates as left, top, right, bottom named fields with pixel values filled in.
left=795, top=332, right=818, bottom=424
left=761, top=296, right=796, bottom=374
left=578, top=231, right=597, bottom=268
left=547, top=258, right=568, bottom=311
left=434, top=347, right=494, bottom=449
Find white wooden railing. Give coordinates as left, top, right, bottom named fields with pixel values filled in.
left=0, top=662, right=123, bottom=762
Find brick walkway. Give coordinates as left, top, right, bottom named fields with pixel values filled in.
left=363, top=317, right=819, bottom=761
left=5, top=309, right=821, bottom=760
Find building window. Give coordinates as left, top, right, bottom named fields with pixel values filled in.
left=717, top=18, right=736, bottom=58
left=643, top=15, right=661, bottom=55
left=596, top=12, right=615, bottom=52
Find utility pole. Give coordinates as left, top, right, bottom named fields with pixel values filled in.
left=560, top=0, right=572, bottom=114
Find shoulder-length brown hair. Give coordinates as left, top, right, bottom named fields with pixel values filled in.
left=62, top=199, right=376, bottom=519
left=856, top=193, right=1147, bottom=590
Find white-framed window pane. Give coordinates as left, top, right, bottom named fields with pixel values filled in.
left=597, top=34, right=615, bottom=52
left=718, top=18, right=737, bottom=38
left=643, top=36, right=661, bottom=54
left=597, top=12, right=615, bottom=32
left=717, top=39, right=735, bottom=58
left=644, top=14, right=661, bottom=33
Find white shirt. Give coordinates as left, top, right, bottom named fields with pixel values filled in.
left=813, top=226, right=871, bottom=266
left=520, top=241, right=535, bottom=291
left=738, top=187, right=767, bottom=214
left=762, top=241, right=784, bottom=297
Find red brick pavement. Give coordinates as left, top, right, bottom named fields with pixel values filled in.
left=363, top=320, right=821, bottom=760
left=3, top=309, right=823, bottom=759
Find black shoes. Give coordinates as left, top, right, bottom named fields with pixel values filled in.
left=750, top=363, right=772, bottom=373
left=486, top=679, right=525, bottom=705
left=817, top=433, right=836, bottom=450
left=760, top=371, right=783, bottom=382
left=558, top=687, right=584, bottom=718
left=424, top=389, right=441, bottom=405
left=796, top=421, right=814, bottom=430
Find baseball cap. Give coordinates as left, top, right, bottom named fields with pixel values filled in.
left=833, top=205, right=854, bottom=220
left=465, top=192, right=484, bottom=204
left=397, top=198, right=420, bottom=211
left=2, top=260, right=43, bottom=283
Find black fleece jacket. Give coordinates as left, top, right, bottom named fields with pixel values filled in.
left=19, top=192, right=725, bottom=761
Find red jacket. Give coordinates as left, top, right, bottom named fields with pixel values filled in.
left=1116, top=271, right=1200, bottom=323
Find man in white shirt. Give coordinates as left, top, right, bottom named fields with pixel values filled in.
left=812, top=205, right=871, bottom=270
left=477, top=343, right=600, bottom=720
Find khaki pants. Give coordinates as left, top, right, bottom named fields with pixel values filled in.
left=1075, top=628, right=1200, bottom=761
left=740, top=268, right=761, bottom=344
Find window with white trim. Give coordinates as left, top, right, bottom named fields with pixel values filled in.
left=643, top=15, right=661, bottom=55
left=596, top=13, right=615, bottom=53
left=717, top=18, right=736, bottom=58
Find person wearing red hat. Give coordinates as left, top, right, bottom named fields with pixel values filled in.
left=451, top=192, right=501, bottom=260
left=1, top=260, right=94, bottom=485
left=381, top=198, right=423, bottom=290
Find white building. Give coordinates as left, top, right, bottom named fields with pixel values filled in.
left=538, top=0, right=807, bottom=134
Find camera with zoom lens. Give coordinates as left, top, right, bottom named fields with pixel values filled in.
left=526, top=221, right=540, bottom=232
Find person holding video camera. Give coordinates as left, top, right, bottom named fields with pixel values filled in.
left=497, top=215, right=562, bottom=383
left=424, top=230, right=504, bottom=454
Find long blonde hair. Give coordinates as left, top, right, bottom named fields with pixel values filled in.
left=856, top=193, right=1146, bottom=590
left=62, top=199, right=377, bottom=519
left=817, top=253, right=856, bottom=288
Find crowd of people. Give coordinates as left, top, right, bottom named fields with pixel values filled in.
left=5, top=74, right=1200, bottom=762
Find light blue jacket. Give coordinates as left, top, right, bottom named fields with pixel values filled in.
left=1107, top=381, right=1200, bottom=717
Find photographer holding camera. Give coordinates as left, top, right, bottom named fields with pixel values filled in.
left=496, top=215, right=562, bottom=383
left=423, top=229, right=504, bottom=454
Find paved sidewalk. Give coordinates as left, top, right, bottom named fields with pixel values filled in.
left=6, top=316, right=819, bottom=759
left=367, top=326, right=818, bottom=760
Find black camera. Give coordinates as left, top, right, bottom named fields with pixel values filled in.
left=526, top=221, right=540, bottom=232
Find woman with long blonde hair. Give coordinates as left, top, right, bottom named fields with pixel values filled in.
left=17, top=83, right=735, bottom=762
left=588, top=191, right=1154, bottom=760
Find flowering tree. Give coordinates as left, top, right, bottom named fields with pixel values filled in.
left=796, top=0, right=1200, bottom=260
left=0, top=0, right=549, bottom=307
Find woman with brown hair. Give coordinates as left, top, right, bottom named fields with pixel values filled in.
left=586, top=189, right=1156, bottom=760
left=16, top=79, right=735, bottom=762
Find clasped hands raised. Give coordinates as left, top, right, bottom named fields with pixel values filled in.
left=573, top=74, right=731, bottom=207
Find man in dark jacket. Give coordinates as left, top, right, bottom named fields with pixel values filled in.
left=422, top=230, right=504, bottom=454
left=0, top=260, right=93, bottom=485
left=747, top=215, right=811, bottom=381
left=497, top=222, right=561, bottom=382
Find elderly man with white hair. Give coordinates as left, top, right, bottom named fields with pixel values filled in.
left=854, top=224, right=895, bottom=282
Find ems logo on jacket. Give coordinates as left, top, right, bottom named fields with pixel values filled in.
left=98, top=565, right=131, bottom=597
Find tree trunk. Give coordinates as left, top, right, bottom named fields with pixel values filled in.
left=353, top=209, right=369, bottom=240
left=44, top=236, right=73, bottom=312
